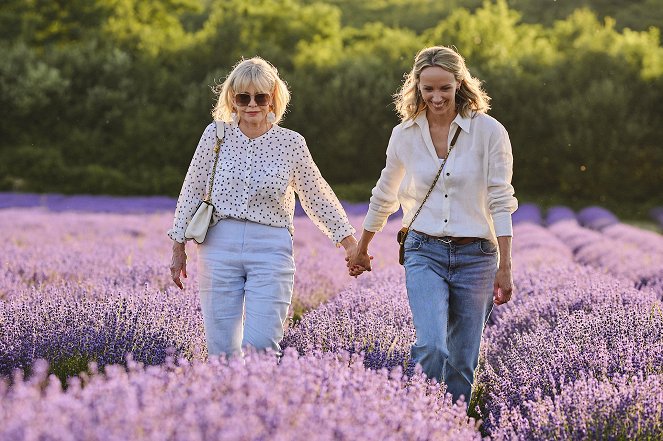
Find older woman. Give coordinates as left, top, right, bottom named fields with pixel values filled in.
left=348, top=46, right=518, bottom=406
left=169, top=57, right=357, bottom=358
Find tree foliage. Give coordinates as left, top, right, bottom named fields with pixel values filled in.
left=1, top=0, right=662, bottom=215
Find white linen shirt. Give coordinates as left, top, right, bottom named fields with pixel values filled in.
left=168, top=122, right=355, bottom=244
left=363, top=111, right=518, bottom=242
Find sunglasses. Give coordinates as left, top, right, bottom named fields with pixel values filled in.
left=234, top=93, right=271, bottom=107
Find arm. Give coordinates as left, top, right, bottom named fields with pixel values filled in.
left=167, top=123, right=217, bottom=244
left=292, top=136, right=355, bottom=246
left=493, top=235, right=512, bottom=305
left=487, top=124, right=517, bottom=305
left=486, top=124, right=518, bottom=238
left=167, top=123, right=216, bottom=288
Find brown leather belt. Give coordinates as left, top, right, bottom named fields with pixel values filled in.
left=412, top=230, right=480, bottom=245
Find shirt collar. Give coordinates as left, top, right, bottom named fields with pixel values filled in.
left=403, top=110, right=472, bottom=133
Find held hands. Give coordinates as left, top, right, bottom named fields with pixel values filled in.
left=493, top=265, right=513, bottom=305
left=340, top=235, right=373, bottom=278
left=170, top=242, right=188, bottom=289
left=346, top=249, right=373, bottom=277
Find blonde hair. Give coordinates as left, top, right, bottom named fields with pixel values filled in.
left=394, top=46, right=490, bottom=121
left=212, top=57, right=290, bottom=124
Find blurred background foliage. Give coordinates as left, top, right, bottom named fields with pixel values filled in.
left=1, top=0, right=662, bottom=218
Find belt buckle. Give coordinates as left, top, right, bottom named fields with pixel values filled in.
left=439, top=236, right=454, bottom=244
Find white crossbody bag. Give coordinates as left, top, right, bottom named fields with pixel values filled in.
left=184, top=121, right=225, bottom=244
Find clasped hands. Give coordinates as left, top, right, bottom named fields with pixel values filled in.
left=340, top=236, right=372, bottom=278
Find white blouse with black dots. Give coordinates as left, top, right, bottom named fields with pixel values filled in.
left=168, top=122, right=355, bottom=245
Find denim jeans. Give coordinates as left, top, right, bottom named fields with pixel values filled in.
left=197, top=218, right=295, bottom=358
left=403, top=230, right=498, bottom=404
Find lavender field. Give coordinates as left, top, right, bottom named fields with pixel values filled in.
left=2, top=198, right=663, bottom=440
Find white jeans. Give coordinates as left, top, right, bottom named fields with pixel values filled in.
left=197, top=218, right=295, bottom=357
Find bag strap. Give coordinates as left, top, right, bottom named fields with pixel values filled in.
left=203, top=121, right=225, bottom=202
left=401, top=124, right=462, bottom=239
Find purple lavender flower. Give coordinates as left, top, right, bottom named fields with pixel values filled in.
left=577, top=206, right=620, bottom=230
left=491, top=373, right=663, bottom=440
left=480, top=301, right=663, bottom=436
left=651, top=207, right=663, bottom=228
left=512, top=203, right=543, bottom=225
left=0, top=350, right=481, bottom=440
left=545, top=205, right=577, bottom=225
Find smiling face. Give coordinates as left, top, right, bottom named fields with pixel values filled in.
left=418, top=66, right=461, bottom=117
left=233, top=84, right=273, bottom=126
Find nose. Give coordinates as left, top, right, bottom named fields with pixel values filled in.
left=429, top=91, right=444, bottom=99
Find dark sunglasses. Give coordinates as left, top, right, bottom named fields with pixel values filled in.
left=234, top=93, right=270, bottom=107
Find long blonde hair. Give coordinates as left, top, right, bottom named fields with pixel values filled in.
left=212, top=57, right=290, bottom=123
left=394, top=46, right=490, bottom=121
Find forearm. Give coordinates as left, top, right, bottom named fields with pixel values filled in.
left=357, top=229, right=376, bottom=253
left=496, top=235, right=512, bottom=270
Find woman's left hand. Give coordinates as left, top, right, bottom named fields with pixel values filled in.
left=493, top=266, right=513, bottom=305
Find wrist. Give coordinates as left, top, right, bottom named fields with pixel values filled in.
left=339, top=235, right=358, bottom=250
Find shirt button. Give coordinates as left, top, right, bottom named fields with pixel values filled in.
left=444, top=219, right=448, bottom=222
left=445, top=194, right=448, bottom=198
left=446, top=172, right=450, bottom=176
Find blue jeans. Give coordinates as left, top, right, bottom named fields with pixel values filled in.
left=403, top=230, right=497, bottom=404
left=197, top=218, right=295, bottom=358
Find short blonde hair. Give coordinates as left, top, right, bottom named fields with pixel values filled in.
left=212, top=57, right=290, bottom=124
left=394, top=46, right=490, bottom=121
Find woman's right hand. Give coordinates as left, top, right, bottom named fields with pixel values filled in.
left=170, top=242, right=187, bottom=289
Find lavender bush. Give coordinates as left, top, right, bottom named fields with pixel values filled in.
left=0, top=286, right=204, bottom=379
left=545, top=205, right=576, bottom=225
left=651, top=207, right=663, bottom=229
left=511, top=203, right=543, bottom=225
left=283, top=267, right=415, bottom=372
left=482, top=301, right=663, bottom=411
left=548, top=219, right=663, bottom=297
left=0, top=350, right=481, bottom=441
left=491, top=373, right=663, bottom=440
left=476, top=223, right=663, bottom=437
left=577, top=206, right=620, bottom=230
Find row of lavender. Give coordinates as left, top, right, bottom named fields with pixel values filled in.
left=1, top=192, right=661, bottom=229
left=0, top=192, right=375, bottom=217
left=2, top=202, right=663, bottom=439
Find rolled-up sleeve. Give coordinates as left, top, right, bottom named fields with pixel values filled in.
left=487, top=124, right=518, bottom=237
left=363, top=127, right=406, bottom=232
left=167, top=123, right=216, bottom=243
left=292, top=136, right=355, bottom=244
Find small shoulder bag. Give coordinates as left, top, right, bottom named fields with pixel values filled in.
left=184, top=121, right=225, bottom=244
left=397, top=125, right=462, bottom=265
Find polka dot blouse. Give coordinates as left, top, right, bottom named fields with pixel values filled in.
left=168, top=122, right=356, bottom=244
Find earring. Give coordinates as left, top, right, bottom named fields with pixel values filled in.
left=266, top=111, right=276, bottom=124
left=231, top=112, right=238, bottom=124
